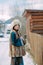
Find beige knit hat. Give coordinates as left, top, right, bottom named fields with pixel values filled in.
left=11, top=19, right=21, bottom=29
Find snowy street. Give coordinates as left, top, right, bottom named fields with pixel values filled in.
left=0, top=37, right=36, bottom=65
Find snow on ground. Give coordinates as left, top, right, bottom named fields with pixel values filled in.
left=0, top=37, right=36, bottom=65
left=23, top=52, right=36, bottom=65
left=0, top=41, right=10, bottom=65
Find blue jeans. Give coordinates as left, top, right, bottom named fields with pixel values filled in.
left=11, top=57, right=24, bottom=65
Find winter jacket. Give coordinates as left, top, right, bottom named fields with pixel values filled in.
left=10, top=31, right=23, bottom=46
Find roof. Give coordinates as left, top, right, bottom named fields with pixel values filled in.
left=23, top=9, right=43, bottom=17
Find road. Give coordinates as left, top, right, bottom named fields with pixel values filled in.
left=0, top=37, right=36, bottom=65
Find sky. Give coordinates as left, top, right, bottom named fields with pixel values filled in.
left=0, top=0, right=43, bottom=20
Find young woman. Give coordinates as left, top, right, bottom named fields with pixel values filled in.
left=9, top=19, right=26, bottom=65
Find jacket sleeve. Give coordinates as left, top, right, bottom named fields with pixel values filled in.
left=11, top=32, right=17, bottom=45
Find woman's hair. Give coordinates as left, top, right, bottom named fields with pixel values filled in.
left=12, top=24, right=20, bottom=30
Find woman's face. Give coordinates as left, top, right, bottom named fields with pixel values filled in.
left=14, top=24, right=20, bottom=30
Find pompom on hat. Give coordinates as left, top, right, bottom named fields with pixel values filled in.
left=11, top=19, right=21, bottom=29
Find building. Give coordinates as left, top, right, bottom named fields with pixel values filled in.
left=23, top=9, right=43, bottom=65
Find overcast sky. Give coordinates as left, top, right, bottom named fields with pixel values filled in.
left=0, top=0, right=43, bottom=20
